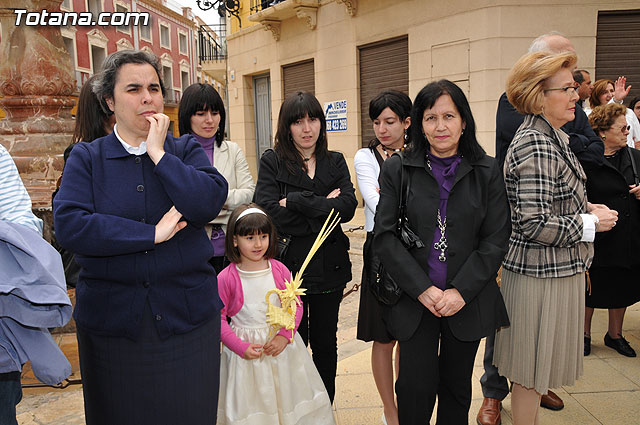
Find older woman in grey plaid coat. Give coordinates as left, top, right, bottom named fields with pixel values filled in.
left=493, top=51, right=617, bottom=425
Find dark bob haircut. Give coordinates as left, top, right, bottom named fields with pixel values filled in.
left=368, top=89, right=412, bottom=148
left=225, top=203, right=278, bottom=263
left=178, top=83, right=226, bottom=146
left=73, top=75, right=112, bottom=143
left=274, top=91, right=328, bottom=174
left=92, top=50, right=165, bottom=116
left=409, top=79, right=485, bottom=162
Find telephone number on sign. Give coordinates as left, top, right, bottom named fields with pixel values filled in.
left=327, top=119, right=347, bottom=131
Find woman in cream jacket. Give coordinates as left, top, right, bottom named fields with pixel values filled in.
left=179, top=83, right=255, bottom=272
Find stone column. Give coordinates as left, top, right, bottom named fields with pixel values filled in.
left=0, top=0, right=76, bottom=238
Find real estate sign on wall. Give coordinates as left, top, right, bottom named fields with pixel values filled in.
left=324, top=100, right=347, bottom=132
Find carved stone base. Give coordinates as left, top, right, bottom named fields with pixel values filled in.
left=0, top=0, right=75, bottom=211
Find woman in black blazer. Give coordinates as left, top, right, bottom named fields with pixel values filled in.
left=374, top=80, right=510, bottom=424
left=254, top=91, right=357, bottom=402
left=583, top=103, right=640, bottom=357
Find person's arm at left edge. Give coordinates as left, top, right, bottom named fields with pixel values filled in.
left=285, top=152, right=357, bottom=222
left=147, top=115, right=228, bottom=227
left=0, top=146, right=43, bottom=234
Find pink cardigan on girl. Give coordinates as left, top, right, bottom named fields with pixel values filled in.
left=217, top=259, right=303, bottom=357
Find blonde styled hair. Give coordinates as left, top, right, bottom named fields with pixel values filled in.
left=506, top=51, right=578, bottom=115
left=588, top=103, right=627, bottom=135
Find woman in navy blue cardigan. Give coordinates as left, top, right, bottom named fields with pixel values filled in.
left=53, top=50, right=228, bottom=425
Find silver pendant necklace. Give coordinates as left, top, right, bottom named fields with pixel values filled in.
left=427, top=156, right=447, bottom=262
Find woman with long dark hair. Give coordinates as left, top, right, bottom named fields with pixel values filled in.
left=254, top=91, right=357, bottom=403
left=374, top=80, right=511, bottom=424
left=355, top=90, right=411, bottom=425
left=179, top=83, right=255, bottom=273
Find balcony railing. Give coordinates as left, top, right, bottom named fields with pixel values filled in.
left=250, top=0, right=285, bottom=14
left=198, top=24, right=227, bottom=62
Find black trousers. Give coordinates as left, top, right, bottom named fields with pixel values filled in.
left=297, top=290, right=343, bottom=403
left=397, top=310, right=480, bottom=425
left=0, top=371, right=21, bottom=425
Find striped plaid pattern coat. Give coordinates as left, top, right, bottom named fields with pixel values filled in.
left=503, top=114, right=594, bottom=278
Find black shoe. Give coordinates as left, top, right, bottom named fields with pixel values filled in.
left=604, top=333, right=636, bottom=357
left=584, top=335, right=591, bottom=356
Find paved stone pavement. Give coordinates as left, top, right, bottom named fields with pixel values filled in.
left=16, top=207, right=640, bottom=424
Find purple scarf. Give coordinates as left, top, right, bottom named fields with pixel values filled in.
left=427, top=154, right=462, bottom=290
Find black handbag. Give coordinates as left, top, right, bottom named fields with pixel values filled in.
left=369, top=154, right=424, bottom=305
left=276, top=233, right=291, bottom=261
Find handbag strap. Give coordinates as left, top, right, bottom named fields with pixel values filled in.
left=397, top=153, right=410, bottom=226
left=627, top=147, right=640, bottom=186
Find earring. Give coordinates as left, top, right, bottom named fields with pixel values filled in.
left=404, top=130, right=408, bottom=141
left=461, top=129, right=465, bottom=135
left=602, top=135, right=606, bottom=141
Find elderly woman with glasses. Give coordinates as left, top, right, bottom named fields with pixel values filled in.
left=582, top=103, right=640, bottom=358
left=493, top=51, right=618, bottom=425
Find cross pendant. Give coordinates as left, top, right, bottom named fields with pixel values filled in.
left=434, top=239, right=447, bottom=251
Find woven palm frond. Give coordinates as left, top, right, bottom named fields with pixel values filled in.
left=265, top=209, right=341, bottom=341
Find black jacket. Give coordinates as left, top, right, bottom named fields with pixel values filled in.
left=495, top=92, right=604, bottom=168
left=374, top=147, right=511, bottom=342
left=254, top=149, right=357, bottom=294
left=583, top=146, right=640, bottom=269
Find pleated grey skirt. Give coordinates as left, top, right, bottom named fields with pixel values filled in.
left=493, top=269, right=584, bottom=395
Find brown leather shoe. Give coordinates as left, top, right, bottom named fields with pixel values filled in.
left=540, top=390, right=564, bottom=410
left=477, top=397, right=502, bottom=425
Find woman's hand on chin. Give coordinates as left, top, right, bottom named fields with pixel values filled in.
left=146, top=113, right=170, bottom=164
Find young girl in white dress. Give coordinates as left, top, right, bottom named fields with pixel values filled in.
left=217, top=204, right=336, bottom=425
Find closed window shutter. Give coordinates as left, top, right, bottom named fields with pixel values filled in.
left=283, top=60, right=315, bottom=99
left=596, top=10, right=640, bottom=102
left=359, top=36, right=409, bottom=148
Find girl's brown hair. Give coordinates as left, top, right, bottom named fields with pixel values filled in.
left=225, top=204, right=278, bottom=263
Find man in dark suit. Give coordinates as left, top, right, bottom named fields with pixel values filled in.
left=478, top=32, right=604, bottom=425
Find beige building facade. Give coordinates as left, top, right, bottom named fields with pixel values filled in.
left=225, top=0, right=640, bottom=181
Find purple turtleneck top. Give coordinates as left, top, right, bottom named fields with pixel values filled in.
left=427, top=153, right=462, bottom=290
left=194, top=134, right=216, bottom=165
